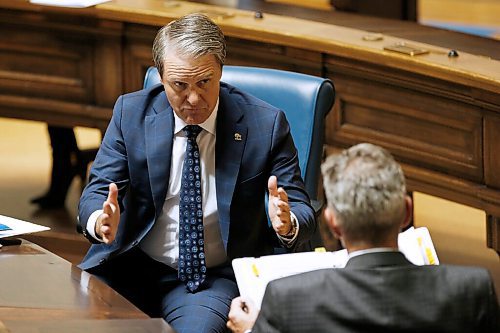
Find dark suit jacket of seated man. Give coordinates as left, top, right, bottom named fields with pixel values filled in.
left=77, top=13, right=315, bottom=333
left=227, top=143, right=498, bottom=333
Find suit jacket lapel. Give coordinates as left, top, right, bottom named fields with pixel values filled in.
left=145, top=94, right=174, bottom=218
left=216, top=87, right=247, bottom=250
left=345, top=251, right=414, bottom=269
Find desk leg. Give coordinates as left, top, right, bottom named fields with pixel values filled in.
left=486, top=215, right=500, bottom=256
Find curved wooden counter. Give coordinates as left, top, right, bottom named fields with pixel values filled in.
left=0, top=0, right=499, bottom=253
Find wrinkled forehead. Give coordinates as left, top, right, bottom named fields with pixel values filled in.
left=162, top=51, right=221, bottom=81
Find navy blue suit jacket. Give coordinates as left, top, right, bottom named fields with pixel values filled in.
left=78, top=82, right=315, bottom=270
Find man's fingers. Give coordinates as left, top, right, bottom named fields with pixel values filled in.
left=277, top=187, right=288, bottom=202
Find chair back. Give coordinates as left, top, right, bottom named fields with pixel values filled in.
left=143, top=66, right=335, bottom=202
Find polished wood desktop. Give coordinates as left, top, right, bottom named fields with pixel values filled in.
left=0, top=240, right=175, bottom=332
left=0, top=0, right=498, bottom=254
left=1, top=318, right=174, bottom=333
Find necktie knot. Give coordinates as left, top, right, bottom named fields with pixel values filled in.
left=183, top=125, right=202, bottom=139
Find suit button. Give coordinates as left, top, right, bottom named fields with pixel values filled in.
left=99, top=258, right=106, bottom=264
left=132, top=240, right=139, bottom=247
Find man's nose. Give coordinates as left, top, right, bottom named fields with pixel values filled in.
left=186, top=88, right=200, bottom=105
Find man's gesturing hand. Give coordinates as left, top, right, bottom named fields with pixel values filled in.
left=96, top=183, right=120, bottom=244
left=268, top=175, right=292, bottom=236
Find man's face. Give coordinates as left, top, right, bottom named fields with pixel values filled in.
left=161, top=50, right=222, bottom=125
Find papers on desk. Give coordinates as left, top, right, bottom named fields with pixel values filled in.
left=232, top=227, right=439, bottom=308
left=0, top=215, right=50, bottom=239
left=29, top=0, right=111, bottom=8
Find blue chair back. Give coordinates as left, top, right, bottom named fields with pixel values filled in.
left=144, top=66, right=335, bottom=202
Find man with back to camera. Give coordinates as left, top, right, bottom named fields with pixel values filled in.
left=227, top=143, right=499, bottom=333
left=77, top=13, right=315, bottom=333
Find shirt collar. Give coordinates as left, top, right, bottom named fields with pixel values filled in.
left=173, top=98, right=219, bottom=136
left=348, top=247, right=399, bottom=259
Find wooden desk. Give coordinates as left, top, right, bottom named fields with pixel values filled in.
left=1, top=318, right=173, bottom=333
left=0, top=0, right=499, bottom=254
left=0, top=240, right=175, bottom=332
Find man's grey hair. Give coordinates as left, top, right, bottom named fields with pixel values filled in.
left=152, top=13, right=226, bottom=78
left=321, top=143, right=406, bottom=243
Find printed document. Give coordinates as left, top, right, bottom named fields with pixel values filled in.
left=0, top=215, right=50, bottom=239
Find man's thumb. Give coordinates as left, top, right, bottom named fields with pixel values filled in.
left=268, top=175, right=278, bottom=196
left=107, top=183, right=118, bottom=203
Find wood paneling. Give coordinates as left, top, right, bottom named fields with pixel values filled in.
left=487, top=215, right=500, bottom=253
left=326, top=58, right=483, bottom=181
left=226, top=37, right=323, bottom=76
left=484, top=114, right=500, bottom=189
left=0, top=9, right=122, bottom=130
left=123, top=24, right=156, bottom=93
left=0, top=22, right=94, bottom=103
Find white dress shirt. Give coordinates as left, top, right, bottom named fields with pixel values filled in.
left=140, top=101, right=227, bottom=268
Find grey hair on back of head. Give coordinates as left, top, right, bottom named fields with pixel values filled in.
left=321, top=143, right=407, bottom=243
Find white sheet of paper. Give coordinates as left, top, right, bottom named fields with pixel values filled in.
left=30, top=0, right=111, bottom=8
left=414, top=226, right=440, bottom=265
left=398, top=227, right=425, bottom=265
left=0, top=215, right=50, bottom=239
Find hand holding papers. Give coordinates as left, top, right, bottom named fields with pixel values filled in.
left=0, top=215, right=50, bottom=240
left=232, top=227, right=439, bottom=308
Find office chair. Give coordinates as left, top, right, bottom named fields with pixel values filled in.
left=144, top=66, right=335, bottom=247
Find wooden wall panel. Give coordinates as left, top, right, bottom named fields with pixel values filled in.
left=0, top=10, right=122, bottom=130
left=484, top=114, right=500, bottom=189
left=123, top=24, right=156, bottom=93
left=325, top=56, right=483, bottom=182
left=0, top=22, right=94, bottom=103
left=225, top=37, right=323, bottom=76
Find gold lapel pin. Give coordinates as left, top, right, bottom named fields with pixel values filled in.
left=234, top=133, right=242, bottom=141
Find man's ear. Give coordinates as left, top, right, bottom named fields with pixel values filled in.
left=401, top=195, right=413, bottom=230
left=324, top=207, right=342, bottom=240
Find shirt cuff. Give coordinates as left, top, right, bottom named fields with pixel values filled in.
left=87, top=209, right=104, bottom=242
left=276, top=211, right=299, bottom=246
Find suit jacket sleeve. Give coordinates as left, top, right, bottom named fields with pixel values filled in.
left=252, top=282, right=283, bottom=333
left=78, top=95, right=130, bottom=241
left=270, top=110, right=315, bottom=249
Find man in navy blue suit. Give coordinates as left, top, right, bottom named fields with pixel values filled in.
left=77, top=13, right=315, bottom=333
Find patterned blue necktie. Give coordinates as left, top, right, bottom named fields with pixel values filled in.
left=178, top=125, right=206, bottom=292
